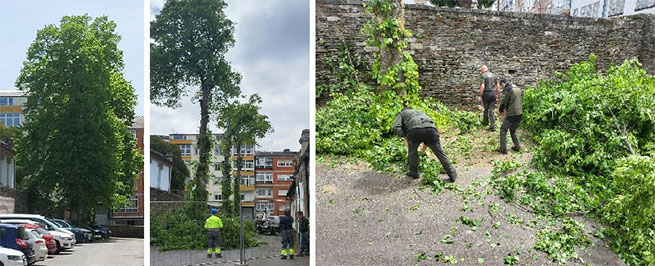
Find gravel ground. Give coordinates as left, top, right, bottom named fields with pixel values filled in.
left=316, top=127, right=625, bottom=266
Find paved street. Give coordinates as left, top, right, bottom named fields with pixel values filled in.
left=36, top=238, right=144, bottom=266
left=151, top=234, right=308, bottom=266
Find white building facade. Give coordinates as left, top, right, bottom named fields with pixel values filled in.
left=571, top=0, right=654, bottom=17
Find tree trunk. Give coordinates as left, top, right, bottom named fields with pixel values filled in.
left=194, top=79, right=212, bottom=201
left=378, top=0, right=406, bottom=95
left=221, top=127, right=233, bottom=216
left=233, top=140, right=242, bottom=215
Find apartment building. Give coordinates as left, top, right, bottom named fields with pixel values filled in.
left=168, top=133, right=257, bottom=213
left=0, top=91, right=26, bottom=127
left=113, top=116, right=145, bottom=226
left=571, top=0, right=654, bottom=18
left=254, top=149, right=297, bottom=216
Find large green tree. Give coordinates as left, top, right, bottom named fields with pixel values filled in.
left=150, top=136, right=190, bottom=193
left=150, top=0, right=241, bottom=201
left=216, top=94, right=273, bottom=215
left=15, top=15, right=141, bottom=222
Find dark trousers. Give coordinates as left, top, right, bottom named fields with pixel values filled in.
left=282, top=229, right=294, bottom=249
left=300, top=232, right=309, bottom=253
left=482, top=93, right=496, bottom=130
left=407, top=127, right=456, bottom=178
left=500, top=115, right=522, bottom=151
left=207, top=230, right=221, bottom=253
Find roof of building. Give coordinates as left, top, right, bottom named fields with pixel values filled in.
left=131, top=116, right=144, bottom=129
left=0, top=90, right=26, bottom=97
left=256, top=150, right=298, bottom=157
left=151, top=150, right=173, bottom=165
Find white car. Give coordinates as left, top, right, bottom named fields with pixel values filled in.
left=0, top=219, right=75, bottom=253
left=26, top=229, right=47, bottom=262
left=0, top=247, right=27, bottom=266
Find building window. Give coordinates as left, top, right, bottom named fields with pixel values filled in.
left=278, top=174, right=293, bottom=182
left=172, top=134, right=186, bottom=140
left=179, top=144, right=191, bottom=156
left=573, top=8, right=578, bottom=16
left=116, top=196, right=138, bottom=213
left=608, top=0, right=625, bottom=16
left=636, top=0, right=655, bottom=9
left=232, top=159, right=254, bottom=170
left=256, top=189, right=273, bottom=198
left=0, top=113, right=21, bottom=127
left=240, top=176, right=255, bottom=186
left=214, top=164, right=221, bottom=171
left=213, top=176, right=222, bottom=183
left=256, top=172, right=273, bottom=183
left=214, top=194, right=222, bottom=201
left=215, top=147, right=221, bottom=156
left=278, top=204, right=290, bottom=212
left=232, top=144, right=254, bottom=156
left=277, top=189, right=288, bottom=196
left=256, top=157, right=273, bottom=168
left=277, top=160, right=293, bottom=167
left=0, top=98, right=13, bottom=106
left=256, top=201, right=274, bottom=212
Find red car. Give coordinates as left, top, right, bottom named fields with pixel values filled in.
left=21, top=224, right=57, bottom=255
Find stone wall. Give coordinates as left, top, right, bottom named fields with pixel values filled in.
left=150, top=188, right=184, bottom=217
left=317, top=0, right=655, bottom=103
left=0, top=186, right=28, bottom=214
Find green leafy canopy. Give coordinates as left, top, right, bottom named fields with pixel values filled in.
left=15, top=14, right=141, bottom=220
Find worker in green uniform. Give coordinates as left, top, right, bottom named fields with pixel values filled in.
left=497, top=79, right=523, bottom=154
left=478, top=65, right=500, bottom=131
left=393, top=107, right=457, bottom=182
left=204, top=208, right=224, bottom=258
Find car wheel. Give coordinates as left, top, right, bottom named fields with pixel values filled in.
left=55, top=241, right=61, bottom=254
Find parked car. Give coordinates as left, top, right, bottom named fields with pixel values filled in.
left=0, top=247, right=27, bottom=266
left=48, top=219, right=92, bottom=243
left=0, top=219, right=74, bottom=254
left=257, top=216, right=280, bottom=235
left=21, top=225, right=56, bottom=255
left=25, top=230, right=47, bottom=262
left=0, top=224, right=36, bottom=265
left=88, top=224, right=111, bottom=240
left=0, top=215, right=75, bottom=239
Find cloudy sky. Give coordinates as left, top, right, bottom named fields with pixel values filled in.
left=0, top=0, right=145, bottom=115
left=150, top=0, right=309, bottom=152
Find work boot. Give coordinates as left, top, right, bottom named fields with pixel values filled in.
left=290, top=255, right=294, bottom=260
left=496, top=148, right=507, bottom=154
left=281, top=255, right=287, bottom=260
left=406, top=172, right=420, bottom=179
left=215, top=253, right=222, bottom=258
left=511, top=146, right=520, bottom=152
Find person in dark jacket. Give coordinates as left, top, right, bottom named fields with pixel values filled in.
left=393, top=107, right=457, bottom=182
left=478, top=65, right=499, bottom=131
left=279, top=211, right=295, bottom=260
left=297, top=211, right=309, bottom=256
left=497, top=79, right=523, bottom=154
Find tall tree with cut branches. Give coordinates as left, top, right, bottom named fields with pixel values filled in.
left=216, top=94, right=273, bottom=215
left=150, top=0, right=241, bottom=201
left=15, top=15, right=141, bottom=222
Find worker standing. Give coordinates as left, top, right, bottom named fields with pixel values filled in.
left=204, top=209, right=224, bottom=258
left=280, top=210, right=295, bottom=260
left=478, top=65, right=500, bottom=131
left=497, top=79, right=523, bottom=154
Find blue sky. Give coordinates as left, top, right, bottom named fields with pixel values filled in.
left=150, top=0, right=309, bottom=152
left=0, top=0, right=145, bottom=116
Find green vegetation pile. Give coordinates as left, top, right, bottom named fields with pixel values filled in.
left=150, top=203, right=259, bottom=251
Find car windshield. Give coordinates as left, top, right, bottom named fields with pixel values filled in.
left=16, top=227, right=30, bottom=240
left=56, top=220, right=72, bottom=228
left=35, top=228, right=49, bottom=235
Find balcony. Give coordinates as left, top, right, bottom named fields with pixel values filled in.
left=240, top=201, right=255, bottom=207
left=239, top=184, right=255, bottom=191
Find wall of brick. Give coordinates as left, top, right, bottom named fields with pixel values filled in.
left=317, top=0, right=655, bottom=104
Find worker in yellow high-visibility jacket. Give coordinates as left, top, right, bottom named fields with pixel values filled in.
left=205, top=208, right=224, bottom=258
